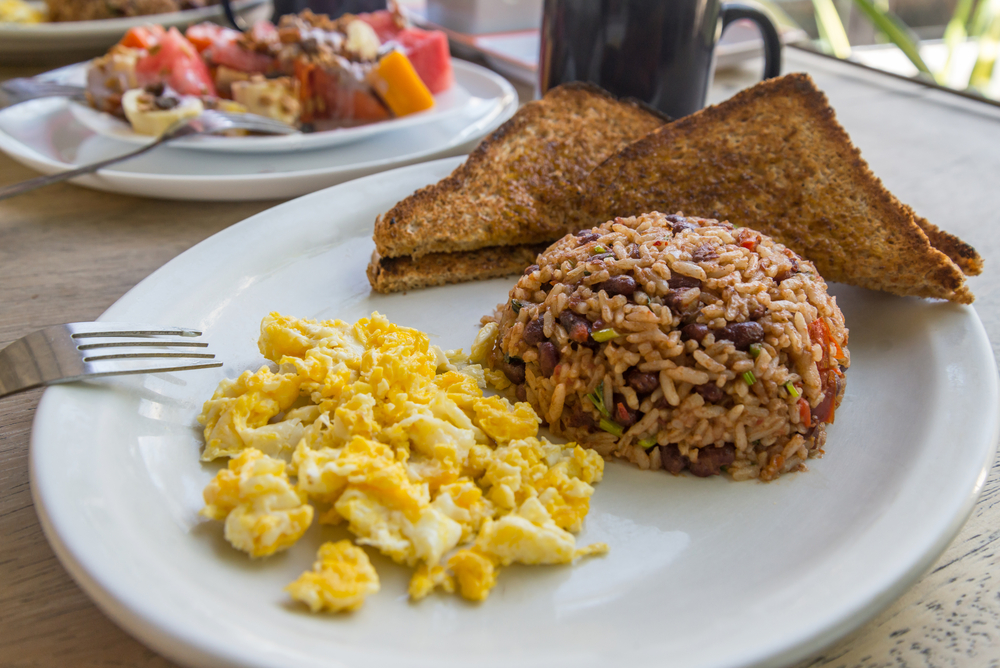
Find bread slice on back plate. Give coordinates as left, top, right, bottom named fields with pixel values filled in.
left=371, top=82, right=667, bottom=261
left=367, top=244, right=548, bottom=294
left=576, top=73, right=981, bottom=304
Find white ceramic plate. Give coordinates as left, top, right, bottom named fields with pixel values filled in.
left=0, top=61, right=516, bottom=200
left=31, top=157, right=1000, bottom=668
left=65, top=59, right=491, bottom=153
left=0, top=0, right=266, bottom=63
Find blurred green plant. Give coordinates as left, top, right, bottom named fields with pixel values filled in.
left=772, top=0, right=1000, bottom=98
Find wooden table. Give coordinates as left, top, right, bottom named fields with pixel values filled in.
left=2, top=48, right=999, bottom=667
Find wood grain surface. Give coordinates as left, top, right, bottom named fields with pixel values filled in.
left=1, top=50, right=999, bottom=667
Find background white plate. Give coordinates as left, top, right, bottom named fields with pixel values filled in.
left=0, top=0, right=267, bottom=63
left=66, top=58, right=489, bottom=153
left=0, top=61, right=516, bottom=200
left=29, top=157, right=999, bottom=668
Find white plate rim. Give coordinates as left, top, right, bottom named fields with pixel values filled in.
left=27, top=157, right=1000, bottom=668
left=0, top=62, right=516, bottom=198
left=0, top=0, right=264, bottom=37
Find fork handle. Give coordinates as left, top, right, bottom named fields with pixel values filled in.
left=0, top=139, right=164, bottom=201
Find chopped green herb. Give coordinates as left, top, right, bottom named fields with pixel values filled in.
left=584, top=271, right=591, bottom=277
left=638, top=437, right=658, bottom=450
left=599, top=418, right=623, bottom=437
left=591, top=245, right=606, bottom=254
left=592, top=327, right=620, bottom=342
left=742, top=370, right=757, bottom=385
left=784, top=381, right=800, bottom=398
left=511, top=299, right=526, bottom=314
left=586, top=386, right=610, bottom=418
left=749, top=343, right=762, bottom=358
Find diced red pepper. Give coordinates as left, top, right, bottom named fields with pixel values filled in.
left=798, top=398, right=811, bottom=428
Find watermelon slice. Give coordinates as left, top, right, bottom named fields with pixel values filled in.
left=358, top=11, right=453, bottom=94
left=394, top=28, right=452, bottom=95
left=358, top=9, right=401, bottom=42
left=135, top=28, right=217, bottom=97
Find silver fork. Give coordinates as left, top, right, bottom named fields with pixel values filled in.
left=0, top=78, right=87, bottom=109
left=0, top=110, right=297, bottom=201
left=0, top=323, right=223, bottom=399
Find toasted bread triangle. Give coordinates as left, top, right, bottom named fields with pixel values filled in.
left=372, top=82, right=666, bottom=259
left=576, top=73, right=979, bottom=303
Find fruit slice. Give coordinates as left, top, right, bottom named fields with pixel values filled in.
left=135, top=28, right=217, bottom=97
left=369, top=50, right=434, bottom=117
left=394, top=28, right=452, bottom=94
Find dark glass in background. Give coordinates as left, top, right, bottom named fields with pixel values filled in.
left=271, top=0, right=386, bottom=21
left=221, top=0, right=385, bottom=29
left=539, top=0, right=782, bottom=118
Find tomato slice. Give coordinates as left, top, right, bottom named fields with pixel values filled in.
left=119, top=25, right=165, bottom=50
left=185, top=23, right=237, bottom=52
left=135, top=27, right=217, bottom=97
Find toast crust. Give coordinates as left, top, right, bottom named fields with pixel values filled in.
left=577, top=73, right=976, bottom=304
left=373, top=82, right=666, bottom=259
left=367, top=244, right=548, bottom=294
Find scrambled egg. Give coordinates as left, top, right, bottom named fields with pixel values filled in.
left=285, top=540, right=379, bottom=613
left=198, top=312, right=606, bottom=612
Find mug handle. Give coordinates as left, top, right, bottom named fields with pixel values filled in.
left=719, top=3, right=783, bottom=79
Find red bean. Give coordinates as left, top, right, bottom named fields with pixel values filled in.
left=625, top=367, right=659, bottom=394
left=668, top=274, right=701, bottom=289
left=615, top=402, right=638, bottom=428
left=681, top=323, right=710, bottom=343
left=665, top=214, right=696, bottom=234
left=538, top=341, right=559, bottom=377
left=595, top=275, right=637, bottom=297
left=660, top=444, right=687, bottom=474
left=715, top=321, right=765, bottom=351
left=664, top=287, right=698, bottom=315
left=688, top=444, right=736, bottom=477
left=565, top=404, right=596, bottom=428
left=515, top=384, right=527, bottom=402
left=501, top=357, right=525, bottom=385
left=695, top=383, right=724, bottom=403
left=522, top=318, right=545, bottom=345
left=691, top=244, right=718, bottom=262
left=559, top=311, right=591, bottom=344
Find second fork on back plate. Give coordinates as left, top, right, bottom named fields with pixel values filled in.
left=0, top=323, right=223, bottom=399
left=0, top=78, right=87, bottom=110
left=0, top=109, right=297, bottom=201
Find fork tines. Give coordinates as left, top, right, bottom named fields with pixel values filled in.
left=67, top=322, right=223, bottom=376
left=0, top=322, right=224, bottom=399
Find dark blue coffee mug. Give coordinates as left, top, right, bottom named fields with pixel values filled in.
left=539, top=0, right=782, bottom=118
